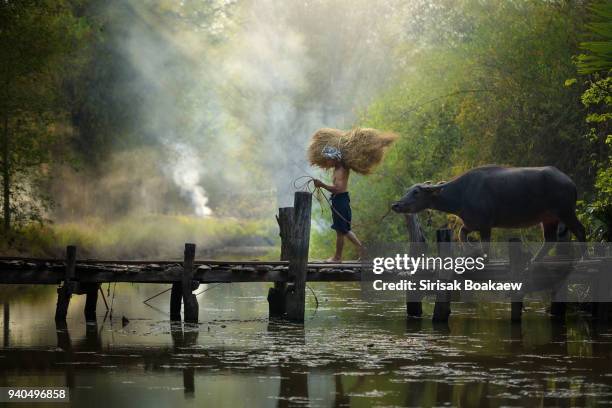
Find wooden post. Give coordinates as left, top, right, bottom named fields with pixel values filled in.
left=84, top=319, right=101, bottom=349
left=55, top=245, right=76, bottom=321
left=183, top=368, right=195, bottom=397
left=550, top=223, right=569, bottom=320
left=405, top=214, right=426, bottom=317
left=170, top=283, right=182, bottom=322
left=285, top=192, right=312, bottom=322
left=182, top=243, right=199, bottom=324
left=593, top=253, right=612, bottom=323
left=509, top=238, right=527, bottom=322
left=83, top=283, right=99, bottom=322
left=278, top=363, right=309, bottom=404
left=432, top=229, right=452, bottom=322
left=55, top=320, right=75, bottom=389
left=268, top=207, right=294, bottom=318
left=55, top=320, right=72, bottom=351
left=3, top=302, right=8, bottom=348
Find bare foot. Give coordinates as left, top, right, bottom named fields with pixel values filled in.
left=357, top=246, right=366, bottom=261
left=326, top=257, right=342, bottom=263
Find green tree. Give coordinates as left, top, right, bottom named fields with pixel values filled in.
left=576, top=0, right=612, bottom=241
left=0, top=0, right=88, bottom=231
left=322, top=0, right=593, bottom=249
left=577, top=1, right=612, bottom=75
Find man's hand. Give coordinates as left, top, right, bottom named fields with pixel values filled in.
left=313, top=179, right=324, bottom=188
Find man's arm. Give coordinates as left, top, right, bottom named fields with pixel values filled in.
left=313, top=179, right=341, bottom=193
left=313, top=168, right=347, bottom=194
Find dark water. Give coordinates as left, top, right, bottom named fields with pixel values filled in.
left=1, top=282, right=612, bottom=407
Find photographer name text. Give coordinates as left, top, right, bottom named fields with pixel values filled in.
left=370, top=254, right=523, bottom=292
left=372, top=279, right=523, bottom=291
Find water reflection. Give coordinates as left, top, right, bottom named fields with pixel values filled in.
left=3, top=301, right=9, bottom=348
left=1, top=284, right=612, bottom=407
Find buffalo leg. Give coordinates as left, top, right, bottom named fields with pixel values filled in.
left=460, top=226, right=480, bottom=257
left=480, top=228, right=491, bottom=258
left=561, top=213, right=587, bottom=258
left=563, top=213, right=586, bottom=242
left=533, top=221, right=558, bottom=262
left=459, top=226, right=470, bottom=242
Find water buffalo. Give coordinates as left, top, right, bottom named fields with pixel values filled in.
left=391, top=165, right=586, bottom=260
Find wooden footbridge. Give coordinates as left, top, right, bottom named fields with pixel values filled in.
left=0, top=192, right=611, bottom=324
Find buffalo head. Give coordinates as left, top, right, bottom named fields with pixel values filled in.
left=391, top=182, right=443, bottom=213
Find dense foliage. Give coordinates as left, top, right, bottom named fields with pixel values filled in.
left=0, top=0, right=88, bottom=230
left=576, top=1, right=612, bottom=241
left=0, top=0, right=610, bottom=257
left=313, top=0, right=611, bottom=257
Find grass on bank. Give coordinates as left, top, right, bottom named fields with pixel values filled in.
left=1, top=215, right=276, bottom=260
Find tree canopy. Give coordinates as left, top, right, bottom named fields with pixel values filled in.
left=0, top=0, right=611, bottom=256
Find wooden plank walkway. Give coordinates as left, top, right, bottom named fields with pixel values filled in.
left=0, top=258, right=365, bottom=284
left=0, top=255, right=610, bottom=323
left=0, top=191, right=610, bottom=324
left=0, top=256, right=607, bottom=285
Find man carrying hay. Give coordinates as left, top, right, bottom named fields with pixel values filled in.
left=312, top=149, right=362, bottom=261
left=308, top=128, right=397, bottom=262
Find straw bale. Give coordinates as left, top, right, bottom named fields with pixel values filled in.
left=307, top=127, right=397, bottom=174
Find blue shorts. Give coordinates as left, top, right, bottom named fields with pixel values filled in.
left=330, top=192, right=351, bottom=234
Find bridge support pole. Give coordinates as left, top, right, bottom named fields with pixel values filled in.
left=550, top=224, right=570, bottom=320
left=593, top=245, right=612, bottom=323
left=268, top=207, right=294, bottom=318
left=432, top=229, right=452, bottom=322
left=509, top=238, right=528, bottom=322
left=182, top=243, right=199, bottom=324
left=55, top=246, right=77, bottom=321
left=405, top=214, right=426, bottom=317
left=3, top=302, right=9, bottom=347
left=285, top=192, right=312, bottom=323
left=83, top=283, right=100, bottom=322
left=170, top=283, right=182, bottom=322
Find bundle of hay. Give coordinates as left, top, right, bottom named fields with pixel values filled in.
left=308, top=127, right=398, bottom=174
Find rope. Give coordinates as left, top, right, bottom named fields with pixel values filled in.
left=194, top=283, right=223, bottom=297
left=99, top=286, right=109, bottom=311
left=292, top=175, right=394, bottom=229
left=142, top=282, right=223, bottom=305
left=306, top=284, right=319, bottom=309
left=143, top=287, right=172, bottom=304
left=109, top=282, right=117, bottom=319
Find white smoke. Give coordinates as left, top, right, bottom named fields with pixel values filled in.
left=120, top=1, right=224, bottom=218
left=216, top=0, right=404, bottom=206
left=167, top=142, right=212, bottom=217
left=112, top=0, right=407, bottom=216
